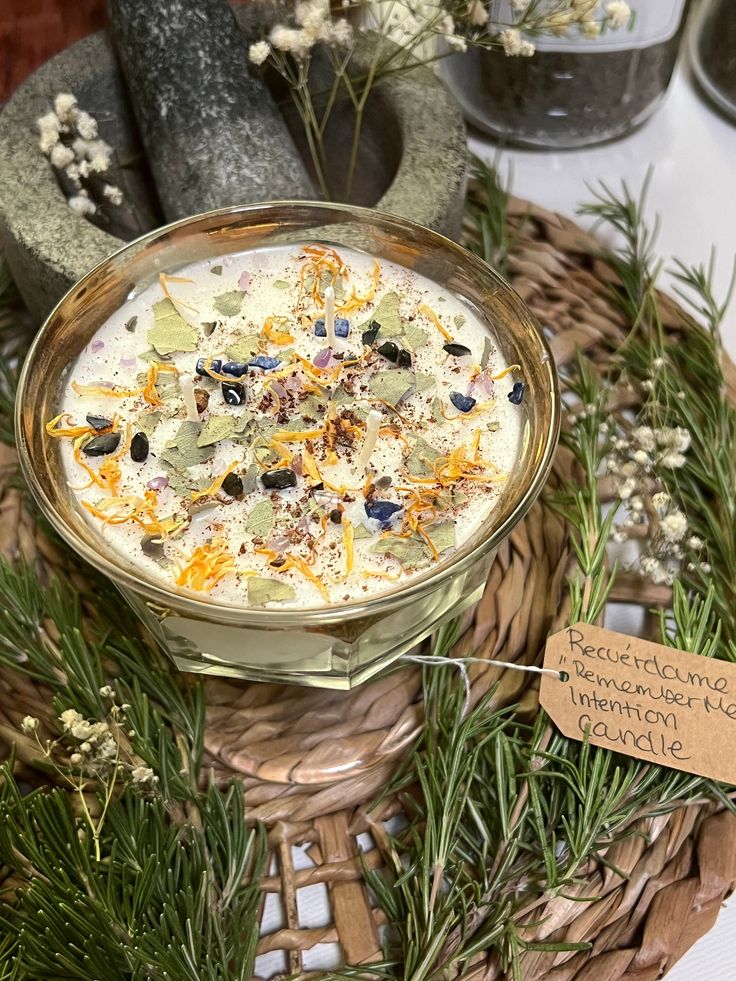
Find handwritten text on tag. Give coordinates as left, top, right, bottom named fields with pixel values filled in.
left=541, top=623, right=736, bottom=785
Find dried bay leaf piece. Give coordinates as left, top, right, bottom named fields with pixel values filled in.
left=166, top=471, right=211, bottom=497
left=368, top=368, right=414, bottom=406
left=213, top=290, right=245, bottom=317
left=136, top=410, right=163, bottom=437
left=413, top=372, right=436, bottom=394
left=247, top=576, right=296, bottom=605
left=426, top=521, right=455, bottom=553
left=402, top=323, right=429, bottom=351
left=352, top=524, right=373, bottom=540
left=272, top=280, right=290, bottom=290
left=369, top=535, right=429, bottom=568
left=226, top=335, right=261, bottom=361
left=160, top=421, right=212, bottom=470
left=197, top=415, right=236, bottom=447
left=241, top=463, right=260, bottom=495
left=360, top=291, right=402, bottom=338
left=431, top=395, right=446, bottom=425
left=232, top=410, right=255, bottom=435
left=148, top=299, right=199, bottom=355
left=246, top=499, right=275, bottom=537
left=405, top=435, right=441, bottom=476
left=481, top=336, right=493, bottom=370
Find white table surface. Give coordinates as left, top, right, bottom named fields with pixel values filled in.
left=471, top=58, right=736, bottom=981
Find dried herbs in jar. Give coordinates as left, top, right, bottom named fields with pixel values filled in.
left=442, top=1, right=689, bottom=149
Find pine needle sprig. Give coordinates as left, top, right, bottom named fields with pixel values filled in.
left=0, top=559, right=266, bottom=978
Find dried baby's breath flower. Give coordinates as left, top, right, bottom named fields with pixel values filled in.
left=249, top=40, right=271, bottom=65
left=660, top=509, right=687, bottom=543
left=499, top=27, right=535, bottom=56
left=687, top=536, right=704, bottom=550
left=468, top=0, right=487, bottom=26
left=131, top=765, right=157, bottom=784
left=605, top=1, right=632, bottom=30
left=69, top=193, right=97, bottom=216
left=99, top=685, right=116, bottom=698
left=21, top=716, right=38, bottom=733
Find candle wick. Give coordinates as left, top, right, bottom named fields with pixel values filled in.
left=181, top=374, right=200, bottom=422
left=324, top=285, right=338, bottom=350
left=357, top=409, right=382, bottom=470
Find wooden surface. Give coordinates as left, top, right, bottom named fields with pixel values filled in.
left=0, top=0, right=106, bottom=101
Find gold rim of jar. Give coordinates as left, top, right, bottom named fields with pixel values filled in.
left=15, top=200, right=560, bottom=627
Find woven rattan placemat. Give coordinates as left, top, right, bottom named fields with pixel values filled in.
left=1, top=182, right=734, bottom=980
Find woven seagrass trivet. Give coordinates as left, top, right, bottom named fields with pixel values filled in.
left=0, top=183, right=734, bottom=980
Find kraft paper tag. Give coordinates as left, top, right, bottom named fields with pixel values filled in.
left=540, top=623, right=736, bottom=785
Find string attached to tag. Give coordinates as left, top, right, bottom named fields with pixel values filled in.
left=399, top=654, right=565, bottom=718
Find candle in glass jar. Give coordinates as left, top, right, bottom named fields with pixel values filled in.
left=48, top=243, right=525, bottom=607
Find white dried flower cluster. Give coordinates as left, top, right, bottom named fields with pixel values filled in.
left=21, top=715, right=39, bottom=733
left=605, top=423, right=702, bottom=586
left=499, top=28, right=535, bottom=57
left=59, top=708, right=118, bottom=763
left=506, top=0, right=631, bottom=43
left=260, top=0, right=353, bottom=61
left=36, top=92, right=123, bottom=216
left=605, top=1, right=631, bottom=29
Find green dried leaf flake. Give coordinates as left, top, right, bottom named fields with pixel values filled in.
left=247, top=576, right=296, bottom=606
left=361, top=291, right=402, bottom=337
left=426, top=521, right=456, bottom=553
left=241, top=463, right=260, bottom=495
left=272, top=280, right=290, bottom=290
left=245, top=500, right=275, bottom=537
left=402, top=323, right=429, bottom=351
left=210, top=265, right=223, bottom=276
left=213, top=290, right=245, bottom=317
left=352, top=523, right=373, bottom=540
left=431, top=395, right=446, bottom=425
left=137, top=348, right=162, bottom=364
left=232, top=410, right=255, bottom=434
left=124, top=315, right=138, bottom=333
left=369, top=535, right=429, bottom=569
left=481, top=336, right=493, bottom=370
left=453, top=313, right=466, bottom=329
left=405, top=435, right=441, bottom=476
left=136, top=410, right=163, bottom=437
left=226, top=335, right=261, bottom=361
left=148, top=299, right=199, bottom=356
left=160, top=421, right=212, bottom=471
left=368, top=368, right=414, bottom=406
left=413, top=372, right=435, bottom=394
left=197, top=415, right=236, bottom=447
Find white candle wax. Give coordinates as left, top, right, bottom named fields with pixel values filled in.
left=324, top=285, right=338, bottom=349
left=51, top=244, right=524, bottom=608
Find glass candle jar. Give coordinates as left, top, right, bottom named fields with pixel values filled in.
left=442, top=2, right=689, bottom=149
left=16, top=202, right=559, bottom=689
left=690, top=0, right=736, bottom=122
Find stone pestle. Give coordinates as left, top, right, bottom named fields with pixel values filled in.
left=106, top=0, right=314, bottom=221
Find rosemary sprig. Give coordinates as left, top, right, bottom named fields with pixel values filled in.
left=359, top=164, right=735, bottom=980
left=581, top=178, right=736, bottom=656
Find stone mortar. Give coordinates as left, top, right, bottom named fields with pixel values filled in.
left=0, top=23, right=467, bottom=322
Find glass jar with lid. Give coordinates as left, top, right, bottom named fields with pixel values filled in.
left=441, top=1, right=690, bottom=149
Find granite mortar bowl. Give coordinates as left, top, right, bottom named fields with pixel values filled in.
left=0, top=15, right=467, bottom=322
left=15, top=202, right=559, bottom=688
